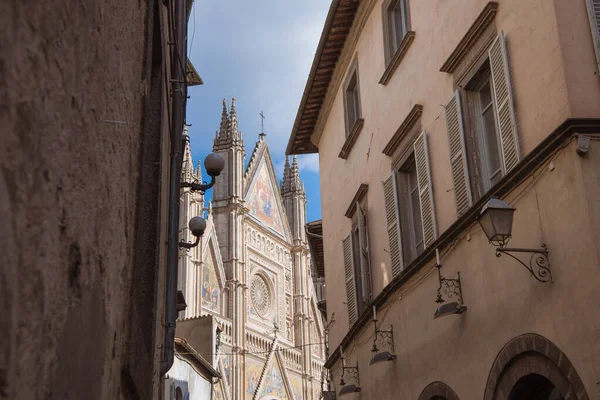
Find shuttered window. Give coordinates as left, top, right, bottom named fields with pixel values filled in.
left=586, top=0, right=600, bottom=72
left=445, top=90, right=472, bottom=217
left=356, top=203, right=372, bottom=304
left=489, top=31, right=520, bottom=173
left=445, top=31, right=520, bottom=213
left=414, top=131, right=438, bottom=248
left=383, top=173, right=403, bottom=277
left=343, top=234, right=358, bottom=326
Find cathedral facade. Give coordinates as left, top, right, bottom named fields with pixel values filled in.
left=176, top=99, right=325, bottom=400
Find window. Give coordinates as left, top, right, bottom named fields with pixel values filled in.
left=342, top=187, right=371, bottom=326
left=444, top=31, right=520, bottom=217
left=343, top=58, right=362, bottom=137
left=384, top=0, right=408, bottom=60
left=384, top=131, right=437, bottom=277
left=339, top=57, right=365, bottom=159
left=397, top=155, right=424, bottom=262
left=468, top=63, right=502, bottom=191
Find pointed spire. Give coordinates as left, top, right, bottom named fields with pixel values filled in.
left=219, top=98, right=229, bottom=138
left=290, top=155, right=302, bottom=192
left=182, top=131, right=194, bottom=182
left=196, top=159, right=202, bottom=181
left=281, top=156, right=291, bottom=194
left=228, top=97, right=239, bottom=139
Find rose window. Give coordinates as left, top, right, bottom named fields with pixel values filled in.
left=251, top=275, right=271, bottom=317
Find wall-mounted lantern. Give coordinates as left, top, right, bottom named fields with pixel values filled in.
left=178, top=152, right=224, bottom=250
left=477, top=198, right=552, bottom=283
left=369, top=306, right=397, bottom=364
left=338, top=347, right=361, bottom=396
left=178, top=216, right=206, bottom=250
left=180, top=152, right=225, bottom=193
left=433, top=248, right=467, bottom=319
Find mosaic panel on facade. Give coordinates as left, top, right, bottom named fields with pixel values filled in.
left=288, top=373, right=303, bottom=400
left=245, top=357, right=264, bottom=397
left=246, top=158, right=285, bottom=237
left=202, top=248, right=220, bottom=312
left=257, top=359, right=288, bottom=399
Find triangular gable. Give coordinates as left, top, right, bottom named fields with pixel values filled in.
left=256, top=352, right=294, bottom=400
left=244, top=145, right=290, bottom=240
left=201, top=217, right=226, bottom=314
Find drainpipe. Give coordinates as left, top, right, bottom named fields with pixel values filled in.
left=161, top=0, right=187, bottom=375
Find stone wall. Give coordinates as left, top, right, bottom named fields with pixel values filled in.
left=0, top=1, right=169, bottom=399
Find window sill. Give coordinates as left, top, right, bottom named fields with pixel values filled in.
left=339, top=118, right=365, bottom=160
left=379, top=31, right=416, bottom=86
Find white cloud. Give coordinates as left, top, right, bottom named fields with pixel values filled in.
left=296, top=154, right=319, bottom=174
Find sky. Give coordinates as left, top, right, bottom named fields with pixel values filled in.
left=185, top=0, right=330, bottom=223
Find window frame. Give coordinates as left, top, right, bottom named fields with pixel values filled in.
left=382, top=0, right=410, bottom=66
left=395, top=153, right=424, bottom=264
left=343, top=57, right=362, bottom=138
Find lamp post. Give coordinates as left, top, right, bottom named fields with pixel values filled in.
left=477, top=198, right=552, bottom=283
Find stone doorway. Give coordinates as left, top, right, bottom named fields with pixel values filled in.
left=484, top=333, right=589, bottom=400
left=507, top=373, right=564, bottom=400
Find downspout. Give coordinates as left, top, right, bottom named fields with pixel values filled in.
left=161, top=0, right=187, bottom=375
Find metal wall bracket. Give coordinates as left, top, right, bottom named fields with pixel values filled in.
left=496, top=244, right=552, bottom=283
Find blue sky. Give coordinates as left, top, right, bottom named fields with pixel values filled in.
left=185, top=0, right=330, bottom=223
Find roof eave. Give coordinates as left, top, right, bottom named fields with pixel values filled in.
left=286, top=0, right=347, bottom=156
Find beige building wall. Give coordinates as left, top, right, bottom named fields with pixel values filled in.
left=316, top=0, right=600, bottom=351
left=288, top=0, right=600, bottom=398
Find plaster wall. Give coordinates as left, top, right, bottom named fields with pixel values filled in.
left=167, top=355, right=212, bottom=400
left=327, top=140, right=600, bottom=398
left=316, top=0, right=600, bottom=353
left=0, top=1, right=173, bottom=399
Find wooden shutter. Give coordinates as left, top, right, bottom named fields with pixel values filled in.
left=445, top=90, right=472, bottom=217
left=383, top=173, right=404, bottom=277
left=489, top=31, right=520, bottom=173
left=343, top=234, right=358, bottom=326
left=587, top=0, right=600, bottom=72
left=413, top=130, right=437, bottom=248
left=356, top=203, right=372, bottom=303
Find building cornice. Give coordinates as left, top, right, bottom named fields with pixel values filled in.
left=345, top=184, right=369, bottom=218
left=439, top=1, right=498, bottom=73
left=324, top=118, right=600, bottom=369
left=382, top=104, right=423, bottom=156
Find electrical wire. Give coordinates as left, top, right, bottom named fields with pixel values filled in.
left=175, top=340, right=328, bottom=357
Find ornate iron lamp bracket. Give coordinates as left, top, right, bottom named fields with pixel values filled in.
left=181, top=175, right=216, bottom=194
left=340, top=363, right=359, bottom=387
left=435, top=264, right=464, bottom=305
left=178, top=235, right=200, bottom=250
left=371, top=320, right=395, bottom=354
left=495, top=244, right=552, bottom=283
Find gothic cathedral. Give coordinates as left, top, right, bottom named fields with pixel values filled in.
left=177, top=98, right=325, bottom=399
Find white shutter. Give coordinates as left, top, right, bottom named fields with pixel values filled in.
left=383, top=173, right=404, bottom=277
left=413, top=130, right=437, bottom=248
left=445, top=90, right=472, bottom=217
left=489, top=31, right=520, bottom=173
left=587, top=0, right=600, bottom=72
left=343, top=234, right=358, bottom=326
left=356, top=203, right=372, bottom=303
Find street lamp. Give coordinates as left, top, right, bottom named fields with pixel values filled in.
left=179, top=216, right=206, bottom=250
left=477, top=198, right=552, bottom=283
left=181, top=152, right=225, bottom=193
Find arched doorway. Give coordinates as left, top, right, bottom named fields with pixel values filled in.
left=418, top=381, right=460, bottom=400
left=508, top=374, right=564, bottom=400
left=484, top=333, right=589, bottom=400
